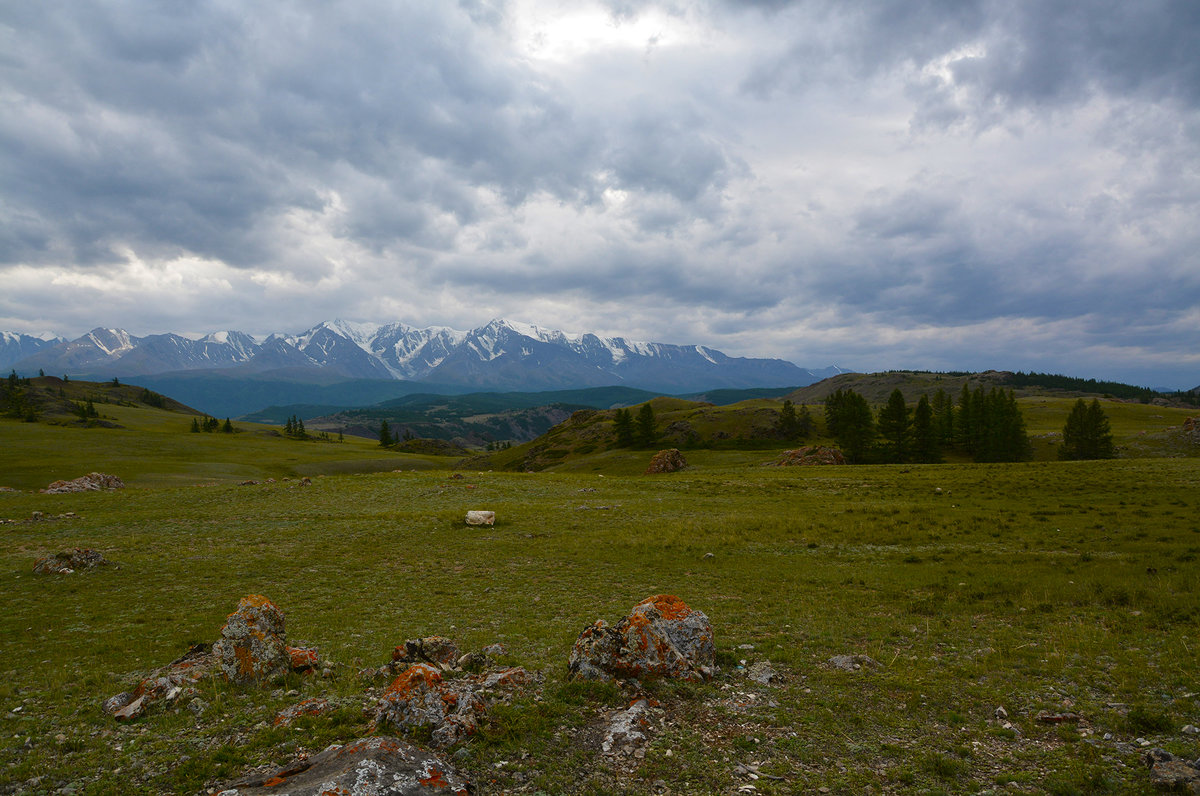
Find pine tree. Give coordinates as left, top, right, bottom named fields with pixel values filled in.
left=613, top=408, right=635, bottom=447
left=955, top=383, right=974, bottom=453
left=876, top=389, right=911, bottom=463
left=222, top=418, right=234, bottom=433
left=635, top=403, right=657, bottom=447
left=379, top=419, right=392, bottom=447
left=796, top=403, right=815, bottom=438
left=931, top=388, right=954, bottom=445
left=190, top=418, right=201, bottom=433
left=285, top=416, right=294, bottom=435
left=1059, top=398, right=1115, bottom=460
left=777, top=399, right=801, bottom=440
left=824, top=388, right=875, bottom=463
left=911, top=394, right=942, bottom=463
left=337, top=429, right=344, bottom=443
left=297, top=417, right=305, bottom=437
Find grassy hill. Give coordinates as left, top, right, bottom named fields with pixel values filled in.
left=0, top=378, right=460, bottom=491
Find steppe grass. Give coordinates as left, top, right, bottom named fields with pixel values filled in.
left=1, top=455, right=1198, bottom=793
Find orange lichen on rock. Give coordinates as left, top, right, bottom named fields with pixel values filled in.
left=375, top=664, right=485, bottom=748
left=569, top=594, right=715, bottom=683
left=212, top=595, right=291, bottom=683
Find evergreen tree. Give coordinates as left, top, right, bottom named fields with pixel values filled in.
left=38, top=369, right=44, bottom=377
left=190, top=418, right=201, bottom=433
left=824, top=388, right=875, bottom=463
left=876, top=389, right=911, bottom=463
left=222, top=418, right=234, bottom=433
left=1059, top=398, right=1115, bottom=460
left=402, top=428, right=415, bottom=442
left=635, top=403, right=657, bottom=447
left=6, top=370, right=16, bottom=389
left=777, top=399, right=801, bottom=440
left=338, top=429, right=344, bottom=443
left=911, top=394, right=942, bottom=463
left=955, top=383, right=975, bottom=453
left=796, top=403, right=815, bottom=438
left=85, top=399, right=98, bottom=418
left=612, top=408, right=635, bottom=447
left=111, top=377, right=120, bottom=387
left=379, top=419, right=393, bottom=447
left=931, top=388, right=954, bottom=445
left=285, top=416, right=294, bottom=436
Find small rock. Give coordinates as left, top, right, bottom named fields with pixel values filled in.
left=826, top=654, right=879, bottom=671
left=994, top=706, right=1008, bottom=720
left=1183, top=724, right=1199, bottom=736
left=465, top=510, right=495, bottom=526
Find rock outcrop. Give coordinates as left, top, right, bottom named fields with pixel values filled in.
left=392, top=636, right=461, bottom=669
left=373, top=663, right=487, bottom=747
left=33, top=548, right=111, bottom=574
left=41, top=473, right=125, bottom=493
left=769, top=446, right=847, bottom=466
left=645, top=448, right=687, bottom=474
left=102, top=644, right=213, bottom=722
left=569, top=594, right=716, bottom=683
left=215, top=736, right=469, bottom=795
left=1144, top=748, right=1200, bottom=793
left=212, top=595, right=292, bottom=683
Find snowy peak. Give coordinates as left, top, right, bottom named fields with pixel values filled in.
left=3, top=318, right=831, bottom=393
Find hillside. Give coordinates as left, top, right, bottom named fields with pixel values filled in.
left=0, top=378, right=456, bottom=491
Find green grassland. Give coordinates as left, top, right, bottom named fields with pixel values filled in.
left=1, top=379, right=1198, bottom=794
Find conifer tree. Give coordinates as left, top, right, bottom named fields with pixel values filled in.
left=379, top=419, right=393, bottom=447
left=777, top=399, right=801, bottom=439
left=222, top=418, right=234, bottom=433
left=796, top=403, right=815, bottom=438
left=285, top=416, right=294, bottom=435
left=613, top=408, right=635, bottom=447
left=876, top=389, right=911, bottom=463
left=911, top=394, right=942, bottom=463
left=190, top=418, right=201, bottom=433
left=931, top=388, right=954, bottom=445
left=635, top=403, right=657, bottom=447
left=1059, top=398, right=1115, bottom=460
left=824, top=388, right=875, bottom=463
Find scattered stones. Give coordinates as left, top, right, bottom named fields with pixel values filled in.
left=102, top=644, right=213, bottom=722
left=481, top=666, right=534, bottom=689
left=393, top=636, right=461, bottom=669
left=746, top=661, right=780, bottom=686
left=40, top=472, right=125, bottom=493
left=825, top=654, right=880, bottom=672
left=33, top=548, right=111, bottom=575
left=601, top=698, right=654, bottom=754
left=456, top=642, right=508, bottom=671
left=215, top=736, right=469, bottom=795
left=273, top=698, right=332, bottom=727
left=768, top=446, right=847, bottom=466
left=465, top=510, right=495, bottom=526
left=569, top=594, right=716, bottom=683
left=994, top=706, right=1008, bottom=720
left=373, top=664, right=486, bottom=747
left=1144, top=748, right=1200, bottom=793
left=644, top=448, right=687, bottom=474
left=212, top=595, right=292, bottom=684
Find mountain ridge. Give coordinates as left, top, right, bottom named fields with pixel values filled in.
left=7, top=319, right=847, bottom=395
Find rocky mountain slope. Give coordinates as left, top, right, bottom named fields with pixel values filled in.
left=7, top=319, right=844, bottom=393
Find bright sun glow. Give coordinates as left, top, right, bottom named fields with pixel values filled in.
left=513, top=2, right=688, bottom=62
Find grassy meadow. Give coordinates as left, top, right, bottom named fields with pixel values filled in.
left=1, top=388, right=1198, bottom=794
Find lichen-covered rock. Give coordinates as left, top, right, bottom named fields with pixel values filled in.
left=373, top=664, right=486, bottom=747
left=215, top=736, right=469, bottom=795
left=286, top=646, right=319, bottom=672
left=41, top=472, right=125, bottom=493
left=393, top=636, right=461, bottom=669
left=212, top=595, right=291, bottom=683
left=645, top=449, right=687, bottom=474
left=103, top=644, right=213, bottom=722
left=273, top=698, right=332, bottom=727
left=1144, top=748, right=1200, bottom=793
left=33, top=548, right=111, bottom=574
left=770, top=446, right=847, bottom=466
left=465, top=510, right=495, bottom=526
left=569, top=594, right=716, bottom=682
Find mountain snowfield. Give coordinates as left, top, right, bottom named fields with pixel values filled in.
left=4, top=319, right=847, bottom=393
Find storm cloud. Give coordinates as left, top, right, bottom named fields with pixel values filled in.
left=1, top=0, right=1197, bottom=388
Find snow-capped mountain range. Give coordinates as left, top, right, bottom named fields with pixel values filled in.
left=4, top=319, right=847, bottom=392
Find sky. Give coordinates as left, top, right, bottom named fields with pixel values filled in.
left=1, top=1, right=1198, bottom=389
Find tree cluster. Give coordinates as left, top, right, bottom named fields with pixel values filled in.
left=1059, top=398, right=1116, bottom=460
left=190, top=416, right=233, bottom=433
left=610, top=403, right=658, bottom=448
left=776, top=399, right=815, bottom=441
left=284, top=415, right=306, bottom=438
left=823, top=385, right=1031, bottom=464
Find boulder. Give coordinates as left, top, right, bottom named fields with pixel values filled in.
left=373, top=664, right=486, bottom=747
left=103, top=644, right=213, bottom=722
left=215, top=736, right=469, bottom=795
left=465, top=510, right=495, bottom=526
left=41, top=472, right=125, bottom=493
left=392, top=636, right=461, bottom=669
left=645, top=449, right=687, bottom=474
left=33, top=548, right=111, bottom=574
left=212, top=595, right=291, bottom=683
left=769, top=446, right=847, bottom=466
left=1144, top=748, right=1200, bottom=793
left=569, top=594, right=716, bottom=683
